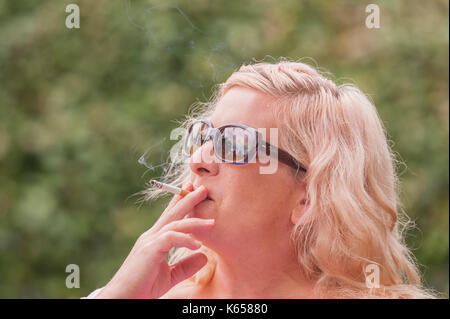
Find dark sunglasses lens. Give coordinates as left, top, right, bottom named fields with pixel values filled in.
left=185, top=122, right=209, bottom=155
left=218, top=127, right=255, bottom=163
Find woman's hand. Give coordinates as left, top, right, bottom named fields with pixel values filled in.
left=95, top=184, right=214, bottom=299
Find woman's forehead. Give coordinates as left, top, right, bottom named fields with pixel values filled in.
left=210, top=87, right=277, bottom=130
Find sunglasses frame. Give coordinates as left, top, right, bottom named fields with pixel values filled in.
left=183, top=119, right=307, bottom=173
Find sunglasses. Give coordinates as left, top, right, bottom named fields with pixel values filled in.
left=183, top=119, right=307, bottom=172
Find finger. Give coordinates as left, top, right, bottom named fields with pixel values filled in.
left=154, top=231, right=202, bottom=259
left=153, top=183, right=194, bottom=231
left=157, top=186, right=208, bottom=228
left=160, top=218, right=215, bottom=236
left=165, top=183, right=194, bottom=212
left=169, top=252, right=207, bottom=286
left=167, top=186, right=208, bottom=220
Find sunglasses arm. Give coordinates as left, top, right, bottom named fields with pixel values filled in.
left=259, top=142, right=307, bottom=172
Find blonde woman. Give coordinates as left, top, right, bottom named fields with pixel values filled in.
left=88, top=60, right=435, bottom=299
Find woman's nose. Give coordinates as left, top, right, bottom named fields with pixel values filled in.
left=189, top=140, right=219, bottom=176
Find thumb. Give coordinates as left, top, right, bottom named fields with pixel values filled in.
left=169, top=252, right=208, bottom=286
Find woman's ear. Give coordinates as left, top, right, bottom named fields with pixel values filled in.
left=290, top=198, right=307, bottom=225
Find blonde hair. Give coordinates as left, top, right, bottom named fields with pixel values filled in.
left=142, top=58, right=437, bottom=298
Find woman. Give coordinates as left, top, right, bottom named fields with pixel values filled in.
left=88, top=60, right=435, bottom=299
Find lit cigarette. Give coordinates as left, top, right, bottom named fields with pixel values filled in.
left=150, top=180, right=191, bottom=197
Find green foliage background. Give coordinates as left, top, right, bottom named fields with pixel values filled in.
left=0, top=0, right=448, bottom=298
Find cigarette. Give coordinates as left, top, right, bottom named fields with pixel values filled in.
left=150, top=180, right=191, bottom=197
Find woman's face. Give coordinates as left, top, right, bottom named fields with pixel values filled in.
left=189, top=87, right=306, bottom=254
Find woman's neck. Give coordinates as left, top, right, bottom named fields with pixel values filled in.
left=190, top=249, right=318, bottom=299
